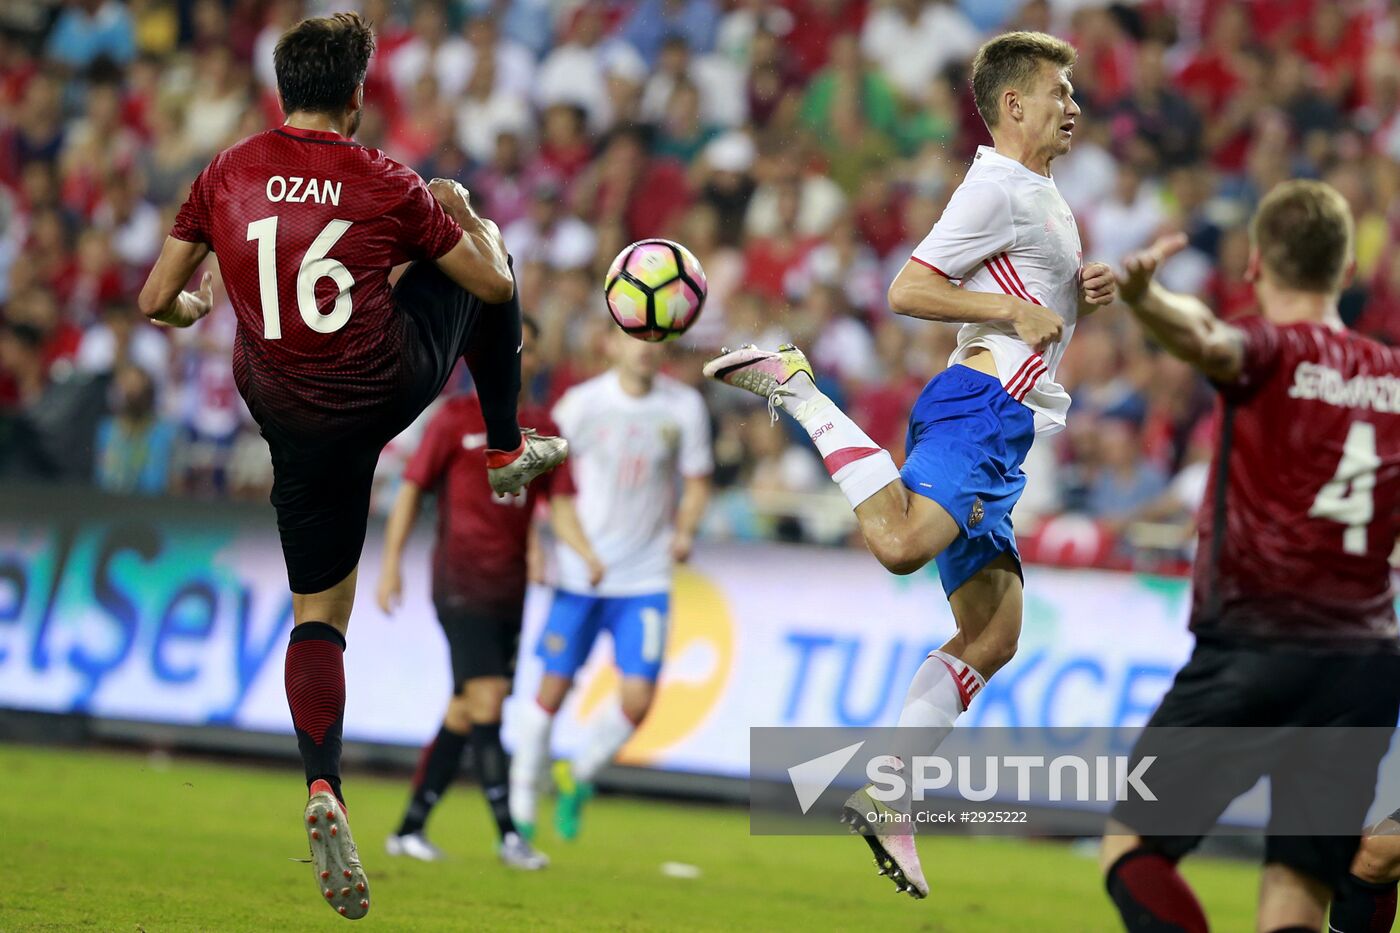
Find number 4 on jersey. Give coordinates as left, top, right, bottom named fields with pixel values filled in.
left=246, top=216, right=355, bottom=338
left=1309, top=421, right=1380, bottom=556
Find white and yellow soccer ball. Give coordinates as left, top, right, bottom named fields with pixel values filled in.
left=604, top=239, right=708, bottom=342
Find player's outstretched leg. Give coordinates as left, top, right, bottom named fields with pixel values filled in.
left=386, top=722, right=469, bottom=861
left=460, top=275, right=569, bottom=494
left=704, top=345, right=955, bottom=574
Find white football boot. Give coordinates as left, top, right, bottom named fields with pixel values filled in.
left=841, top=784, right=929, bottom=900
left=702, top=344, right=817, bottom=422
left=498, top=832, right=550, bottom=871
left=384, top=831, right=446, bottom=862
left=486, top=428, right=569, bottom=495
left=304, top=780, right=371, bottom=919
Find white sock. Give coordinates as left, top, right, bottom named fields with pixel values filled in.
left=508, top=698, right=555, bottom=826
left=782, top=376, right=900, bottom=509
left=572, top=700, right=637, bottom=784
left=875, top=650, right=987, bottom=777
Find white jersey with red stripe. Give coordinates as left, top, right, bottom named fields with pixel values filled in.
left=910, top=145, right=1084, bottom=435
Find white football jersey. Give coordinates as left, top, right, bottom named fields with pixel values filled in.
left=551, top=370, right=713, bottom=596
left=910, top=145, right=1085, bottom=434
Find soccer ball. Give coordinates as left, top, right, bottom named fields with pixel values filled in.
left=604, top=239, right=707, bottom=342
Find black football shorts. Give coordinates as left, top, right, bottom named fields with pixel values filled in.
left=1110, top=636, right=1400, bottom=890
left=435, top=600, right=526, bottom=686
left=258, top=261, right=513, bottom=594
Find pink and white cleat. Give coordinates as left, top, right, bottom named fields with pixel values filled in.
left=702, top=344, right=817, bottom=420
left=841, top=784, right=929, bottom=900
left=304, top=780, right=370, bottom=920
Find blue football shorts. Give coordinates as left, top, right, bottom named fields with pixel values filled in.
left=535, top=590, right=670, bottom=681
left=900, top=365, right=1036, bottom=597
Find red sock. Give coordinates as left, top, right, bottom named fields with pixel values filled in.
left=285, top=622, right=346, bottom=800
left=1106, top=849, right=1208, bottom=933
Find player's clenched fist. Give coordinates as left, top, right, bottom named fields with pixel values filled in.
left=1080, top=261, right=1116, bottom=306
left=428, top=177, right=472, bottom=213
left=1008, top=298, right=1064, bottom=352
left=1117, top=233, right=1189, bottom=304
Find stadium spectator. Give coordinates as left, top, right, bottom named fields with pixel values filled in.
left=45, top=0, right=136, bottom=71
left=93, top=362, right=175, bottom=495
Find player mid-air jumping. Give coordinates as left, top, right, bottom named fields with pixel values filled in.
left=705, top=31, right=1114, bottom=898
left=136, top=12, right=567, bottom=920
left=1100, top=185, right=1400, bottom=933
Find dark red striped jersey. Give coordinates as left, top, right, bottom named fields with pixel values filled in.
left=1193, top=315, right=1400, bottom=647
left=403, top=394, right=559, bottom=613
left=170, top=126, right=463, bottom=439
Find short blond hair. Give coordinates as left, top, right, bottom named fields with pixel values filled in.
left=971, top=31, right=1077, bottom=129
left=1250, top=180, right=1354, bottom=294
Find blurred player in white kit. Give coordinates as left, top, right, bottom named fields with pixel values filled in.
left=509, top=331, right=712, bottom=842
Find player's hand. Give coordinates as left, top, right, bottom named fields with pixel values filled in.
left=376, top=568, right=402, bottom=615
left=1118, top=233, right=1189, bottom=304
left=1009, top=299, right=1064, bottom=353
left=584, top=554, right=606, bottom=588
left=150, top=271, right=214, bottom=328
left=428, top=177, right=477, bottom=223
left=1080, top=261, right=1116, bottom=306
left=670, top=531, right=694, bottom=564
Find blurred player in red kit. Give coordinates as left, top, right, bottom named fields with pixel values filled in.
left=1098, top=181, right=1400, bottom=933
left=136, top=12, right=567, bottom=920
left=374, top=314, right=593, bottom=872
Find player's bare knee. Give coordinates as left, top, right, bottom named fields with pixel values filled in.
left=536, top=676, right=572, bottom=713
left=869, top=532, right=931, bottom=576
left=443, top=695, right=474, bottom=733
left=974, top=630, right=1019, bottom=672
left=1353, top=830, right=1400, bottom=884
left=463, top=678, right=510, bottom=723
left=621, top=697, right=652, bottom=724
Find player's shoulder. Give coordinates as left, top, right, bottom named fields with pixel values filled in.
left=1272, top=319, right=1400, bottom=364
left=198, top=130, right=272, bottom=178
left=943, top=170, right=1013, bottom=222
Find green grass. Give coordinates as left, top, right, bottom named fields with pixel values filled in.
left=0, top=744, right=1257, bottom=931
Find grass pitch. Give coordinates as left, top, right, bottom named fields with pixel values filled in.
left=1, top=743, right=1257, bottom=931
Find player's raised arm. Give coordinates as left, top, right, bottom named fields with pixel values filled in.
left=138, top=237, right=214, bottom=327
left=1117, top=233, right=1244, bottom=383
left=886, top=177, right=1063, bottom=351
left=888, top=260, right=1063, bottom=351
left=427, top=178, right=514, bottom=304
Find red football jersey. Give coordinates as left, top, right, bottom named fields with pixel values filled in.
left=403, top=394, right=558, bottom=612
left=170, top=125, right=463, bottom=439
left=1193, top=315, right=1400, bottom=646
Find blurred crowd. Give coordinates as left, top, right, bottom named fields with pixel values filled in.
left=3, top=0, right=1400, bottom=570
